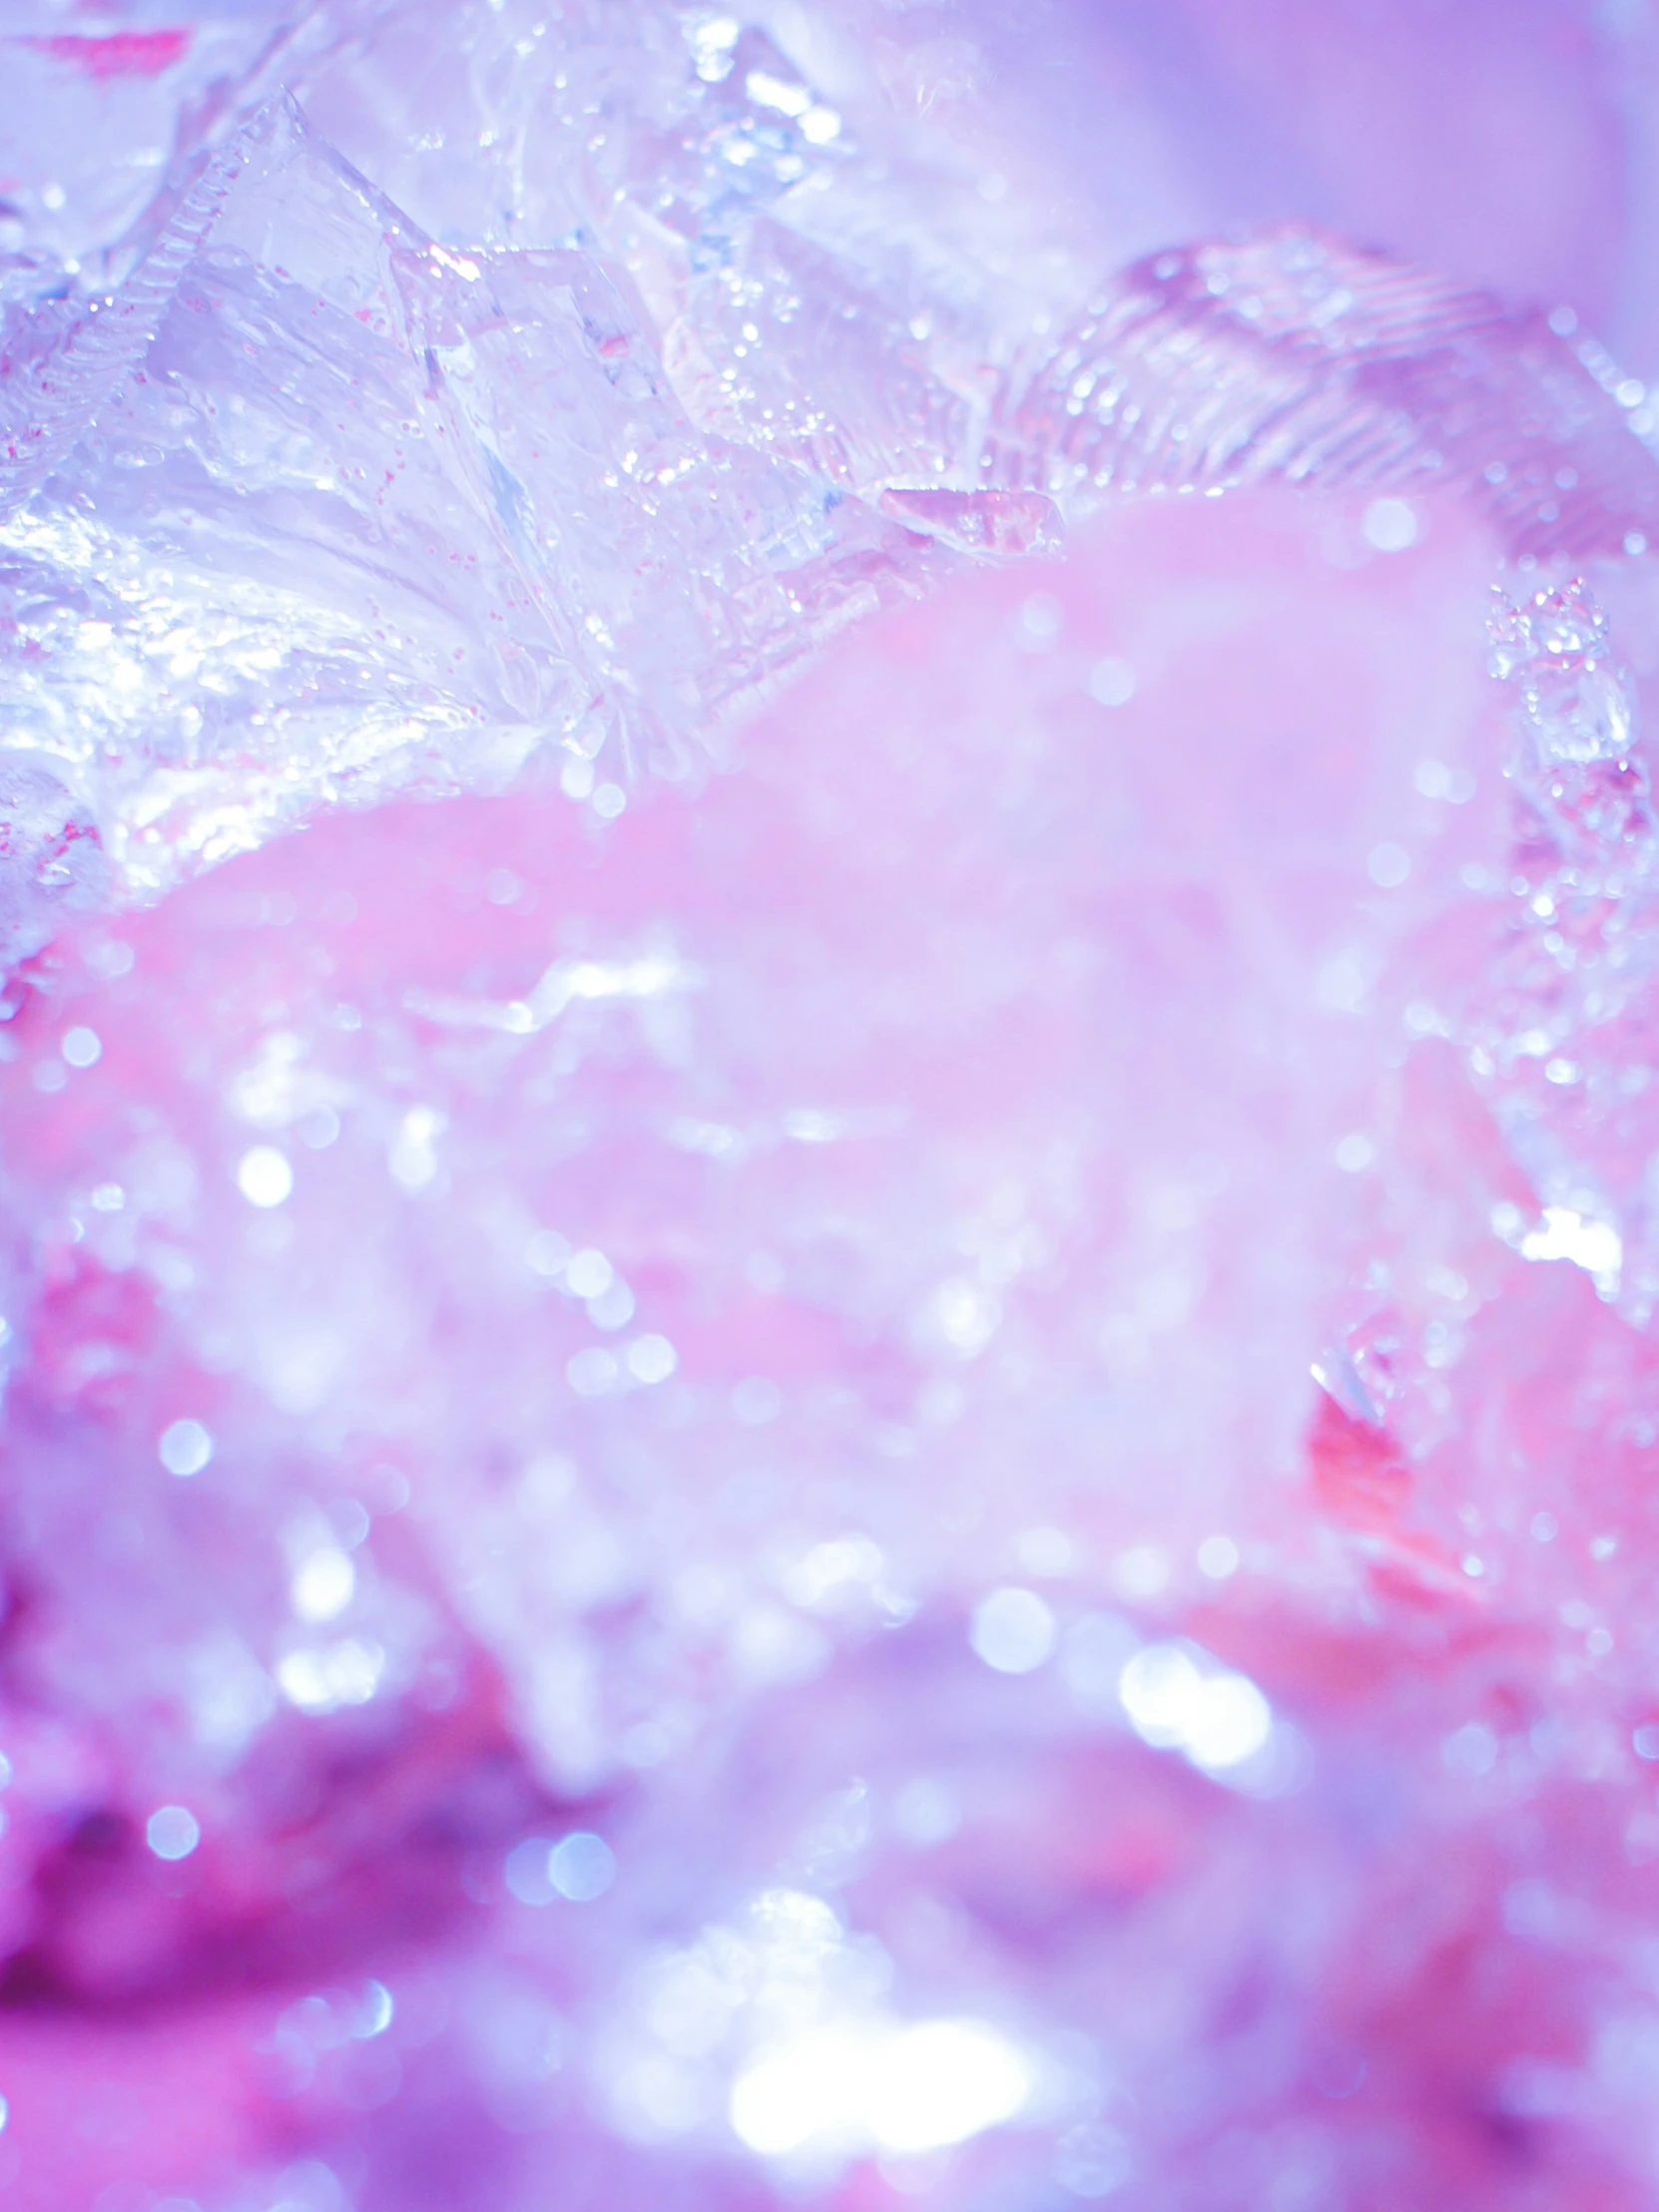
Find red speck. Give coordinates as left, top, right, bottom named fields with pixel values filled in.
left=21, top=28, right=190, bottom=81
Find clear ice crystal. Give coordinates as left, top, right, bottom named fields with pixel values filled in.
left=2, top=33, right=1657, bottom=962
left=989, top=229, right=1659, bottom=560
left=1488, top=579, right=1635, bottom=767
left=1463, top=576, right=1659, bottom=1321
left=0, top=88, right=960, bottom=944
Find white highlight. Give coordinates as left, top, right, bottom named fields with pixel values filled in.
left=146, top=1804, right=201, bottom=1861
left=388, top=1106, right=444, bottom=1190
left=730, top=2017, right=1030, bottom=2160
left=1087, top=657, right=1136, bottom=708
left=1119, top=1641, right=1273, bottom=1773
left=565, top=1249, right=614, bottom=1299
left=970, top=1586, right=1056, bottom=1674
left=406, top=951, right=693, bottom=1036
left=1197, top=1534, right=1240, bottom=1581
left=291, top=1545, right=356, bottom=1623
left=1362, top=497, right=1419, bottom=552
left=786, top=1534, right=884, bottom=1610
left=277, top=1638, right=384, bottom=1713
left=237, top=1145, right=293, bottom=1207
left=626, top=1334, right=678, bottom=1384
left=550, top=1831, right=616, bottom=1902
left=1368, top=841, right=1410, bottom=888
left=869, top=2021, right=1031, bottom=2155
left=1519, top=1206, right=1622, bottom=1288
left=504, top=1837, right=559, bottom=1907
left=159, top=1417, right=213, bottom=1477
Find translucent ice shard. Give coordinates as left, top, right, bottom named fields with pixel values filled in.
left=6, top=6, right=1653, bottom=975
left=878, top=486, right=1063, bottom=556
left=1461, top=573, right=1659, bottom=1321
left=0, top=7, right=296, bottom=274
left=1489, top=578, right=1638, bottom=769
left=990, top=229, right=1659, bottom=561
left=0, top=126, right=251, bottom=512
left=0, top=91, right=970, bottom=954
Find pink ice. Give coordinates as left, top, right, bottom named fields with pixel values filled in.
left=0, top=6, right=1657, bottom=2212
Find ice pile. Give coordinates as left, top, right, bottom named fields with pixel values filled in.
left=4, top=3, right=1659, bottom=2211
